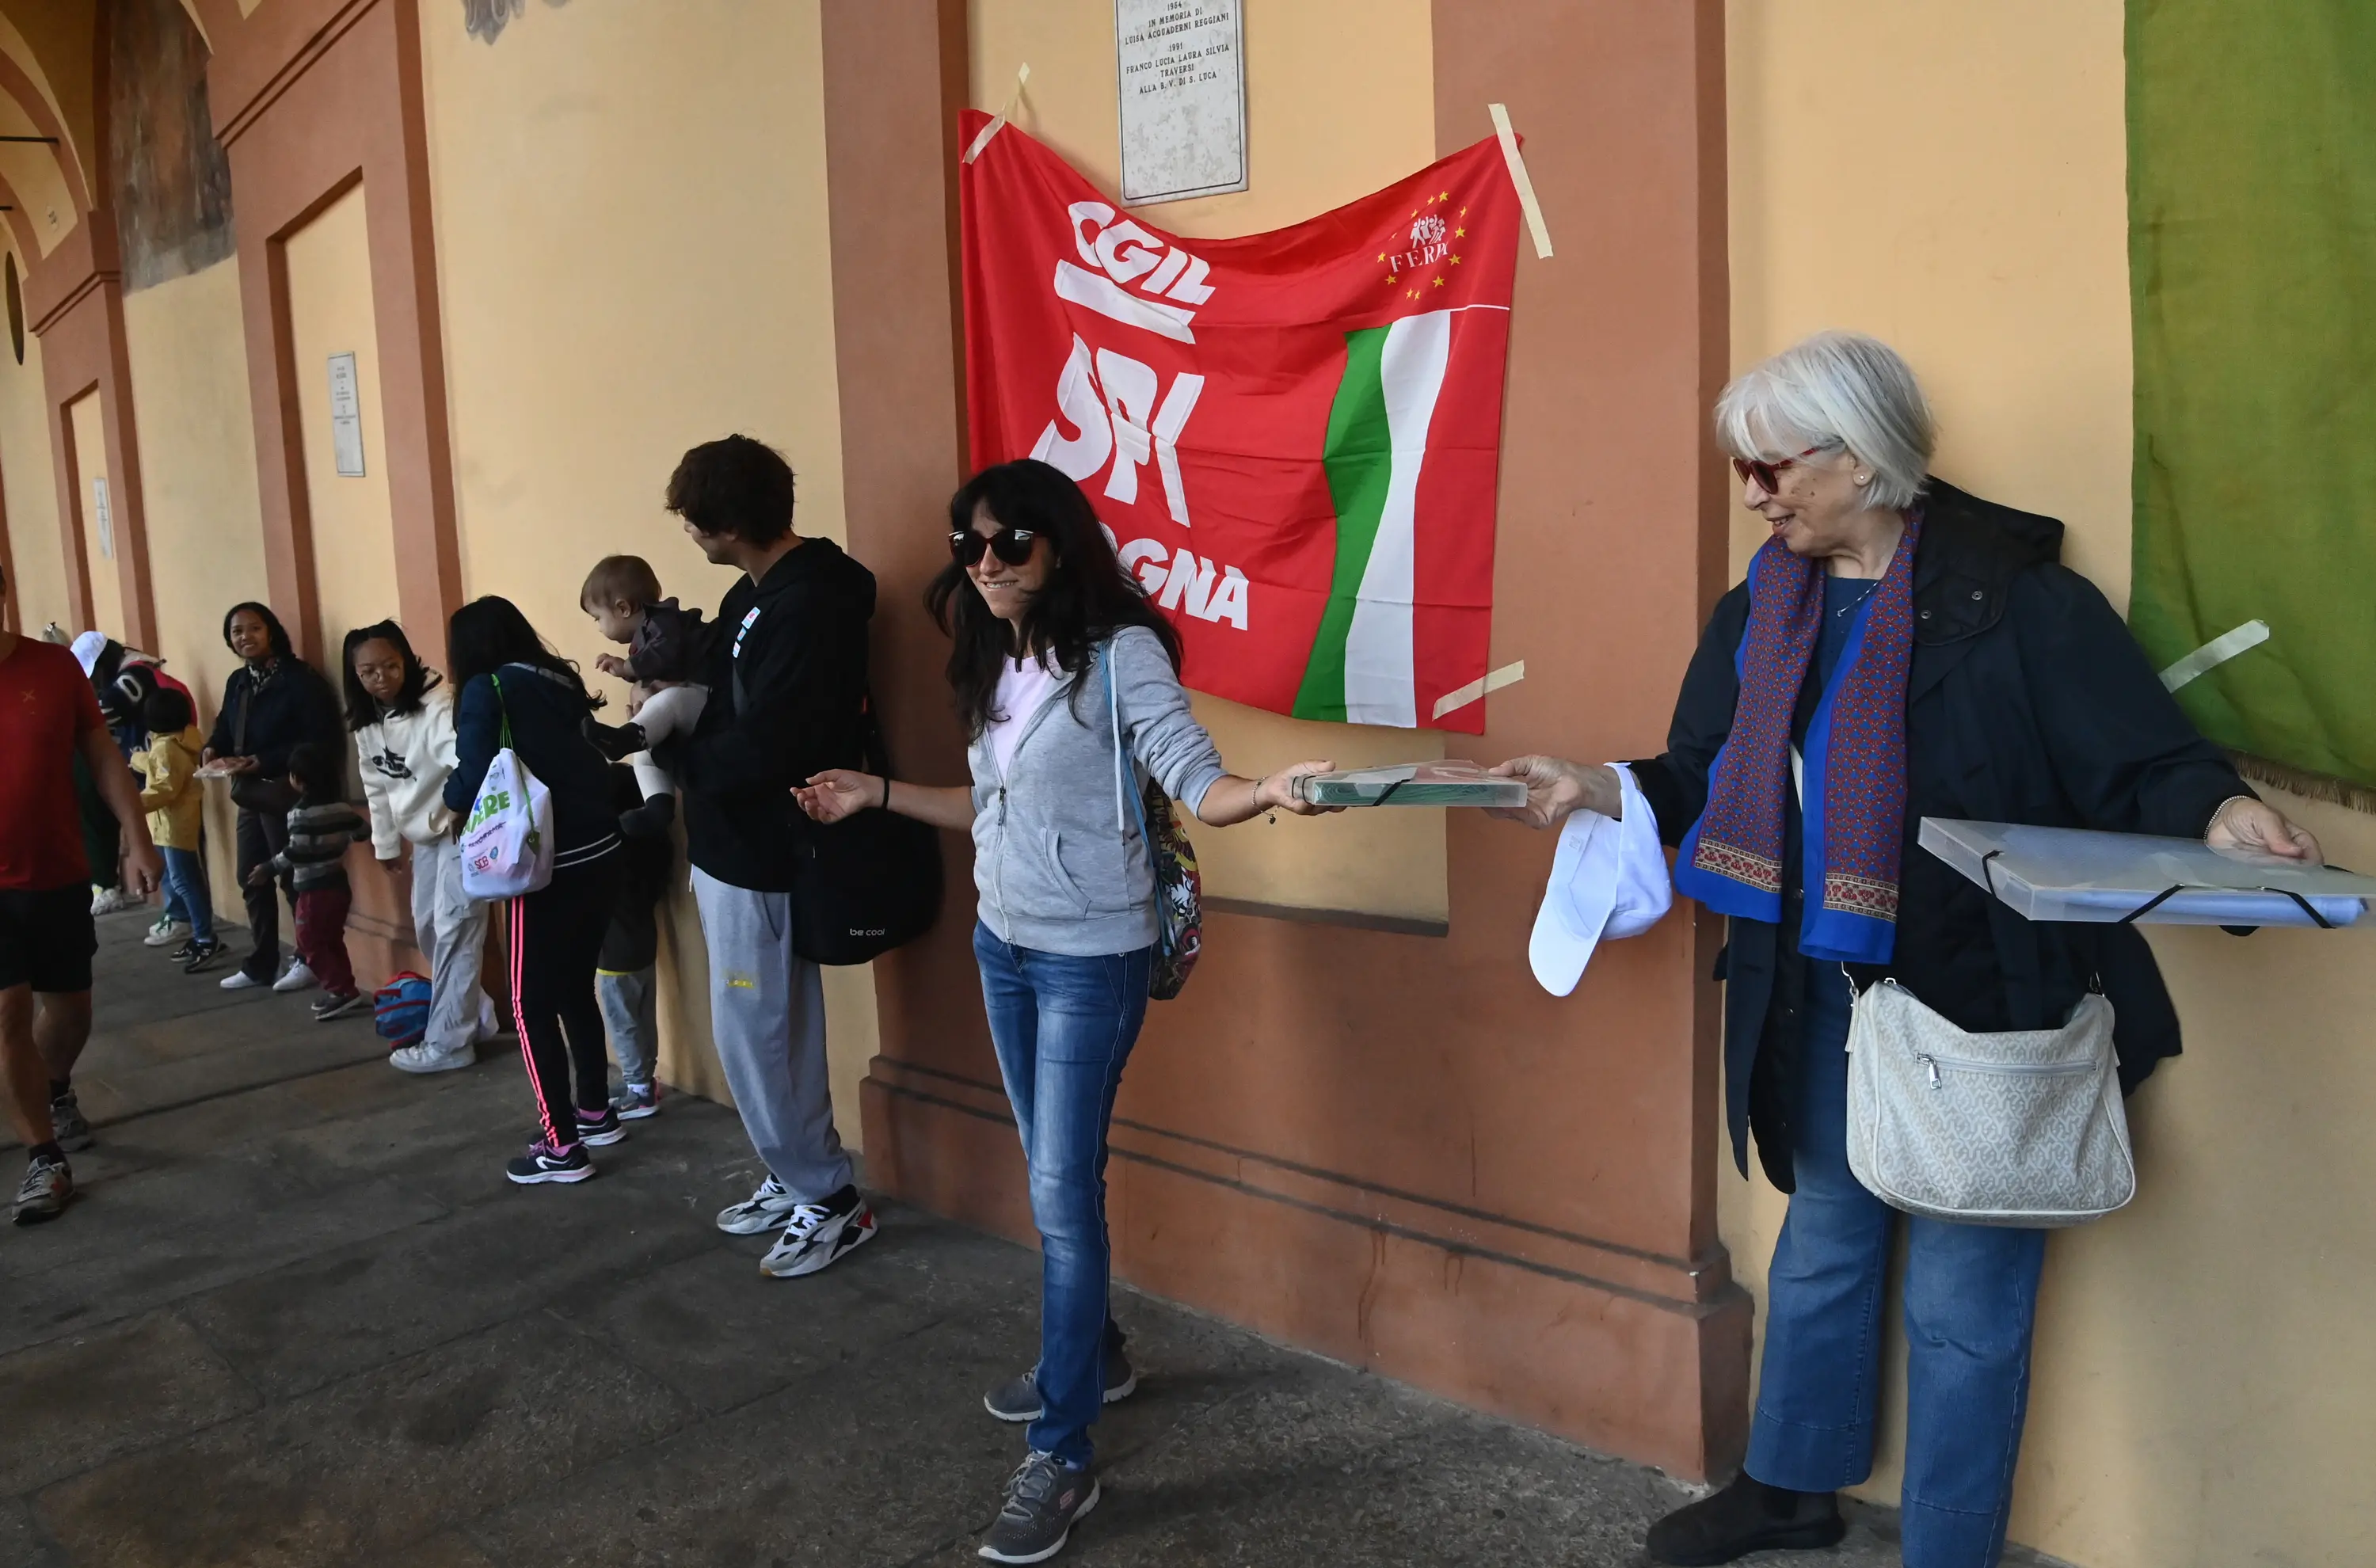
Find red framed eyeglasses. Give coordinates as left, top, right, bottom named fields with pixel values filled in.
left=1731, top=446, right=1826, bottom=494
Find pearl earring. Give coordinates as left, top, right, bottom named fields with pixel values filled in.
left=1854, top=473, right=1871, bottom=485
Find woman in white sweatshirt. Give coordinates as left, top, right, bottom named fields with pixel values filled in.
left=345, top=621, right=491, bottom=1074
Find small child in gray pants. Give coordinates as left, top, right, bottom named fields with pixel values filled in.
left=597, top=764, right=676, bottom=1118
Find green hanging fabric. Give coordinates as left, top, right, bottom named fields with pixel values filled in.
left=2127, top=0, right=2376, bottom=801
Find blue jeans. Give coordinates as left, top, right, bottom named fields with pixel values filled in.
left=973, top=921, right=1150, bottom=1469
left=159, top=847, right=215, bottom=942
left=1746, top=961, right=2048, bottom=1568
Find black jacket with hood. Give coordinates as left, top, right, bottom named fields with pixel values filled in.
left=664, top=537, right=876, bottom=891
left=1628, top=480, right=2251, bottom=1192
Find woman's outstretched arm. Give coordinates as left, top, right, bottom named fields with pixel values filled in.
left=798, top=770, right=977, bottom=832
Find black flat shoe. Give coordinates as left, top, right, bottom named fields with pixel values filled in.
left=582, top=716, right=648, bottom=762
left=1646, top=1473, right=1846, bottom=1566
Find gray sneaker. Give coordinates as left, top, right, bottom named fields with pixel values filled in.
left=48, top=1090, right=93, bottom=1153
left=977, top=1452, right=1099, bottom=1564
left=715, top=1175, right=802, bottom=1235
left=984, top=1345, right=1138, bottom=1423
left=11, top=1155, right=73, bottom=1225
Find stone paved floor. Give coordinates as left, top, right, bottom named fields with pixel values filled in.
left=0, top=915, right=2062, bottom=1567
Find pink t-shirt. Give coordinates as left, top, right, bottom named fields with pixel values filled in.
left=985, top=653, right=1063, bottom=779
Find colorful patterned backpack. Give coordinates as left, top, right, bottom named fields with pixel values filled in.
left=372, top=972, right=433, bottom=1048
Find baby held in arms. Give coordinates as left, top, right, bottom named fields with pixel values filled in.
left=580, top=554, right=714, bottom=837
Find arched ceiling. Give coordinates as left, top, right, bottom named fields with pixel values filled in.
left=0, top=2, right=97, bottom=229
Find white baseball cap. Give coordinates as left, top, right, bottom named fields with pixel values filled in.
left=1529, top=763, right=1674, bottom=996
left=70, top=630, right=109, bottom=676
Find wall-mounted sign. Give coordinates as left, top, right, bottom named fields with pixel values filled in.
left=92, top=475, right=113, bottom=561
left=327, top=351, right=366, bottom=477
left=1115, top=0, right=1247, bottom=205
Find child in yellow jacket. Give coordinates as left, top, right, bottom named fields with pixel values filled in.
left=133, top=687, right=221, bottom=971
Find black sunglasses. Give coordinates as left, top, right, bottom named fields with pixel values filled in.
left=949, top=527, right=1041, bottom=569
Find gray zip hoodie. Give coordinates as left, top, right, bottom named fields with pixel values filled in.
left=969, top=626, right=1226, bottom=957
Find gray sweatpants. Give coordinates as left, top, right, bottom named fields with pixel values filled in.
left=690, top=866, right=851, bottom=1201
left=596, top=965, right=658, bottom=1086
left=410, top=837, right=490, bottom=1058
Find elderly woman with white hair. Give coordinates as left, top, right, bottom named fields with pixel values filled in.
left=1492, top=330, right=2318, bottom=1568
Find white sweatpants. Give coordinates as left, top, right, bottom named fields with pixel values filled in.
left=410, top=837, right=491, bottom=1057
left=630, top=683, right=710, bottom=801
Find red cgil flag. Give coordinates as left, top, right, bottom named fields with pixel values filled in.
left=959, top=111, right=1521, bottom=733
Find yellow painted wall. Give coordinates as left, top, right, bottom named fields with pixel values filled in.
left=416, top=0, right=874, bottom=1137
left=1724, top=6, right=2376, bottom=1566
left=122, top=256, right=272, bottom=915
left=65, top=389, right=120, bottom=639
left=284, top=181, right=402, bottom=716
left=0, top=240, right=66, bottom=633
left=967, top=0, right=1449, bottom=923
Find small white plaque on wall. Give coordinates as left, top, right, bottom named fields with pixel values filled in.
left=92, top=475, right=113, bottom=560
left=327, top=352, right=366, bottom=478
left=1115, top=0, right=1247, bottom=205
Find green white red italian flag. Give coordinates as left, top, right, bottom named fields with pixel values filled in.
left=960, top=112, right=1520, bottom=733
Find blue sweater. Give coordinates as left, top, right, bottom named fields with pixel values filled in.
left=444, top=664, right=619, bottom=867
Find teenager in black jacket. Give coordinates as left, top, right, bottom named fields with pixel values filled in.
left=441, top=597, right=622, bottom=1186
left=654, top=435, right=877, bottom=1277
left=1490, top=333, right=2321, bottom=1568
left=203, top=603, right=344, bottom=991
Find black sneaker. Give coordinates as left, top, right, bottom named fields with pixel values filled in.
left=11, top=1154, right=73, bottom=1225
left=977, top=1452, right=1099, bottom=1564
left=984, top=1343, right=1139, bottom=1423
left=1644, top=1474, right=1845, bottom=1566
left=576, top=1106, right=627, bottom=1147
left=582, top=716, right=648, bottom=762
left=311, top=991, right=370, bottom=1022
left=505, top=1140, right=595, bottom=1186
left=610, top=1081, right=660, bottom=1120
left=181, top=937, right=224, bottom=974
left=48, top=1091, right=93, bottom=1153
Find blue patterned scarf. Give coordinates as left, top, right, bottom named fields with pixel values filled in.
left=1673, top=515, right=1920, bottom=964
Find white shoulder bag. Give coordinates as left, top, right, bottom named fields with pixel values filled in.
left=1845, top=976, right=2134, bottom=1228
left=459, top=673, right=554, bottom=900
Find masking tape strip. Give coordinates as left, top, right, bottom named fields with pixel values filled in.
left=1431, top=659, right=1526, bottom=721
left=964, top=63, right=1031, bottom=164
left=1487, top=104, right=1552, bottom=261
left=2159, top=619, right=2271, bottom=691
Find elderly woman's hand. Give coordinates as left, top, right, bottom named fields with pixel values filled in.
left=1485, top=755, right=1622, bottom=830
left=2207, top=795, right=2323, bottom=865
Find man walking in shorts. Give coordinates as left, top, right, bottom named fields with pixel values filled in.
left=0, top=565, right=163, bottom=1224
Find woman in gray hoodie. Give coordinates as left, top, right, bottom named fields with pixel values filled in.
left=797, top=459, right=1335, bottom=1565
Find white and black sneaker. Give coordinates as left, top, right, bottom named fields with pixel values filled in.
left=977, top=1452, right=1099, bottom=1564
left=984, top=1345, right=1139, bottom=1424
left=758, top=1187, right=877, bottom=1278
left=575, top=1106, right=626, bottom=1147
left=11, top=1155, right=74, bottom=1225
left=504, top=1140, right=594, bottom=1186
left=714, top=1175, right=802, bottom=1235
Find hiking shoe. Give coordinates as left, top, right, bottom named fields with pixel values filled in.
left=611, top=1082, right=660, bottom=1121
left=181, top=938, right=224, bottom=974
left=1644, top=1474, right=1845, bottom=1566
left=144, top=915, right=190, bottom=946
left=505, top=1140, right=594, bottom=1186
left=984, top=1346, right=1139, bottom=1424
left=11, top=1155, right=73, bottom=1225
left=48, top=1091, right=93, bottom=1154
left=576, top=1106, right=626, bottom=1147
left=389, top=1043, right=474, bottom=1075
left=219, top=967, right=268, bottom=991
left=311, top=991, right=370, bottom=1022
left=272, top=960, right=318, bottom=994
left=715, top=1175, right=802, bottom=1235
left=977, top=1452, right=1099, bottom=1564
left=759, top=1191, right=876, bottom=1278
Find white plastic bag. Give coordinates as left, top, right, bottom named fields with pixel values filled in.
left=459, top=702, right=553, bottom=900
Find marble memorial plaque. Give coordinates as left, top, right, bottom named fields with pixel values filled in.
left=1115, top=0, right=1246, bottom=204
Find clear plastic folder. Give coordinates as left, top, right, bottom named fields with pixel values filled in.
left=1918, top=818, right=2376, bottom=927
left=1294, top=761, right=1529, bottom=809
